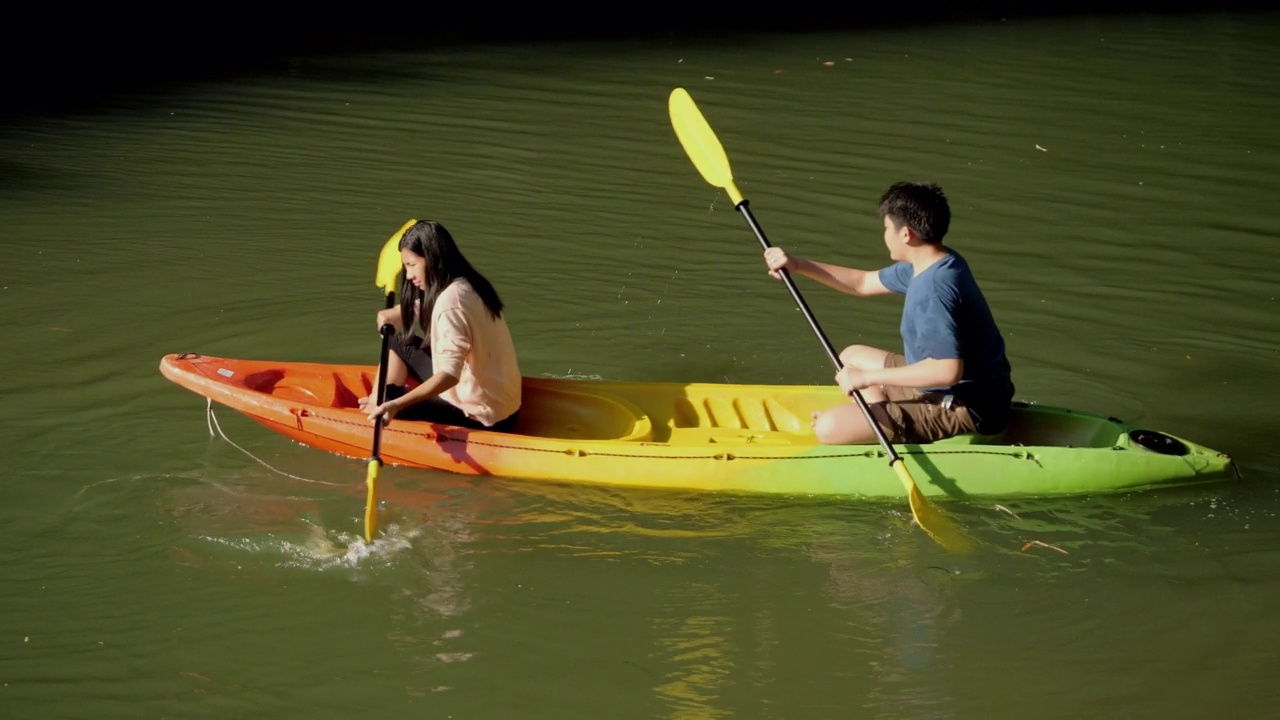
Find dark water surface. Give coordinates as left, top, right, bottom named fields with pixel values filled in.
left=2, top=11, right=1278, bottom=718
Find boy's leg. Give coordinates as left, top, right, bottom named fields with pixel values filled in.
left=811, top=344, right=895, bottom=443
left=838, top=344, right=892, bottom=402
left=813, top=350, right=977, bottom=445
left=811, top=401, right=895, bottom=444
left=839, top=344, right=892, bottom=371
left=879, top=352, right=977, bottom=442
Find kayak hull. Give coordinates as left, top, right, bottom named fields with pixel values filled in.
left=159, top=353, right=1237, bottom=499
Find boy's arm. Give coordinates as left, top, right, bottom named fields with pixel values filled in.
left=839, top=358, right=964, bottom=394
left=793, top=258, right=892, bottom=297
left=764, top=247, right=892, bottom=297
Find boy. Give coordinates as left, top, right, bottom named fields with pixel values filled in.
left=763, top=181, right=1014, bottom=444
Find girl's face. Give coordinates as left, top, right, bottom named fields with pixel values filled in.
left=401, top=248, right=428, bottom=290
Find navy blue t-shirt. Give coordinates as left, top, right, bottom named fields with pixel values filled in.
left=878, top=250, right=1014, bottom=433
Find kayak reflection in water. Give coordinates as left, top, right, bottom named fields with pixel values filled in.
left=361, top=219, right=522, bottom=433
left=762, top=182, right=1014, bottom=445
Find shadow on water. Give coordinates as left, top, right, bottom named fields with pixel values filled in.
left=4, top=3, right=1268, bottom=121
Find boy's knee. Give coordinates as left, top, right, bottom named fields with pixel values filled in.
left=839, top=344, right=879, bottom=370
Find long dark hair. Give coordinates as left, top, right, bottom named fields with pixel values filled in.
left=397, top=220, right=505, bottom=340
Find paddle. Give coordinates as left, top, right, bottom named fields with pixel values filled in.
left=364, top=218, right=417, bottom=542
left=667, top=88, right=971, bottom=553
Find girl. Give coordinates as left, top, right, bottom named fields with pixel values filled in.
left=361, top=220, right=522, bottom=432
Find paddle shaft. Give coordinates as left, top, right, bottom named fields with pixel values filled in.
left=370, top=293, right=397, bottom=462
left=735, top=200, right=904, bottom=466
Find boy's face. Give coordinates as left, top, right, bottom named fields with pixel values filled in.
left=882, top=215, right=911, bottom=261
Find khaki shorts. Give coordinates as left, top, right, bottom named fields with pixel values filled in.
left=876, top=354, right=977, bottom=444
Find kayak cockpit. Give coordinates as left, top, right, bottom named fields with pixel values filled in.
left=1000, top=402, right=1119, bottom=448
left=241, top=367, right=368, bottom=409
left=515, top=382, right=653, bottom=441
left=240, top=367, right=657, bottom=442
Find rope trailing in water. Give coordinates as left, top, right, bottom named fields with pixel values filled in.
left=204, top=398, right=344, bottom=487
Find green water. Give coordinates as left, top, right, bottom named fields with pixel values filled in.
left=2, top=12, right=1278, bottom=718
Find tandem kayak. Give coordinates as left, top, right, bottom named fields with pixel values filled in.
left=159, top=353, right=1237, bottom=499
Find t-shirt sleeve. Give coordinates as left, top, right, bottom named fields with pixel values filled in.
left=431, top=306, right=472, bottom=379
left=877, top=262, right=912, bottom=294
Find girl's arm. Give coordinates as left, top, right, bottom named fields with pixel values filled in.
left=366, top=370, right=459, bottom=423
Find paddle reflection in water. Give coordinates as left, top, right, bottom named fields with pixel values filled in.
left=486, top=480, right=968, bottom=717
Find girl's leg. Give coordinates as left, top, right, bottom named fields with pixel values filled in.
left=388, top=334, right=433, bottom=383
left=363, top=336, right=426, bottom=408
left=385, top=389, right=486, bottom=430
left=383, top=352, right=410, bottom=387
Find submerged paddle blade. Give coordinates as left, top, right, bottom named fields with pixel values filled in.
left=668, top=88, right=745, bottom=205
left=364, top=459, right=380, bottom=542
left=376, top=218, right=417, bottom=295
left=895, top=461, right=973, bottom=553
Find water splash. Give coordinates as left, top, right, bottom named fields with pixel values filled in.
left=198, top=517, right=425, bottom=571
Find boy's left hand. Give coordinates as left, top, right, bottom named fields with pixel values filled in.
left=835, top=367, right=871, bottom=396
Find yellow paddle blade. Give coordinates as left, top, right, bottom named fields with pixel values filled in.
left=376, top=218, right=418, bottom=294
left=894, top=461, right=974, bottom=554
left=668, top=88, right=745, bottom=205
left=363, top=459, right=381, bottom=542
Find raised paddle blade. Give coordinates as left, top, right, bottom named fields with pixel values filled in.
left=376, top=218, right=417, bottom=295
left=668, top=88, right=745, bottom=205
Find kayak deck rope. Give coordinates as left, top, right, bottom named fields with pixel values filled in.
left=393, top=426, right=1036, bottom=463
left=205, top=399, right=344, bottom=487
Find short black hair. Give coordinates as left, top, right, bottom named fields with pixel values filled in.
left=877, top=182, right=950, bottom=243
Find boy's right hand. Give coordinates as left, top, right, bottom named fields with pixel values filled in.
left=763, top=247, right=794, bottom=280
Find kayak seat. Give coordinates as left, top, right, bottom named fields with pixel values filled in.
left=243, top=368, right=335, bottom=406
left=517, top=381, right=654, bottom=442
left=1001, top=405, right=1121, bottom=449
